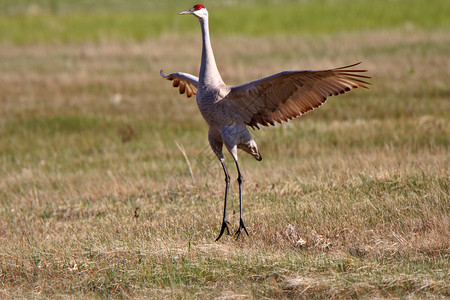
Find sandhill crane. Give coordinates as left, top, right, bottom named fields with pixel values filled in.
left=160, top=4, right=370, bottom=241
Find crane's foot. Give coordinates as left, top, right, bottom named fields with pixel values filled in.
left=215, top=219, right=231, bottom=241
left=235, top=218, right=249, bottom=240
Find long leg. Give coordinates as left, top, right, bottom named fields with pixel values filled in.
left=234, top=159, right=249, bottom=240
left=215, top=158, right=231, bottom=241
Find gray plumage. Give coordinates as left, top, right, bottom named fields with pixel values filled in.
left=161, top=4, right=370, bottom=241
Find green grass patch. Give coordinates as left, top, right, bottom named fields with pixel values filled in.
left=0, top=0, right=449, bottom=44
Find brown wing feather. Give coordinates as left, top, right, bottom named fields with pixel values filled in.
left=224, top=63, right=370, bottom=128
left=160, top=70, right=199, bottom=98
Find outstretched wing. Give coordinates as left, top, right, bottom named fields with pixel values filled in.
left=223, top=63, right=370, bottom=129
left=160, top=70, right=199, bottom=98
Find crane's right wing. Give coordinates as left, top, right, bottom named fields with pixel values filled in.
left=160, top=70, right=199, bottom=98
left=223, top=63, right=370, bottom=129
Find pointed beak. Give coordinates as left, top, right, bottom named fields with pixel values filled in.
left=178, top=8, right=193, bottom=15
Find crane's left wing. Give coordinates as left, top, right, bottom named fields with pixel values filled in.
left=160, top=70, right=199, bottom=98
left=223, top=63, right=370, bottom=129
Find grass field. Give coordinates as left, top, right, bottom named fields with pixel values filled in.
left=1, top=0, right=449, bottom=298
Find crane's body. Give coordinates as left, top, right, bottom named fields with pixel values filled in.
left=161, top=4, right=370, bottom=241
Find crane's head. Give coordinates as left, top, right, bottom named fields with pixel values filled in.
left=178, top=4, right=208, bottom=19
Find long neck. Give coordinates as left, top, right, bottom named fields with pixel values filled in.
left=199, top=17, right=224, bottom=87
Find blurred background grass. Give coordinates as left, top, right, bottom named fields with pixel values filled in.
left=0, top=0, right=449, bottom=44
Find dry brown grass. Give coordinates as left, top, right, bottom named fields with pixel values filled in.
left=0, top=28, right=449, bottom=298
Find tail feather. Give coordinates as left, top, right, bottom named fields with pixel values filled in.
left=254, top=150, right=262, bottom=161
left=238, top=142, right=262, bottom=161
